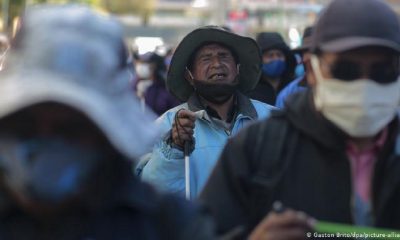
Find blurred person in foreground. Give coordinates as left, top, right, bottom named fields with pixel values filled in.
left=141, top=26, right=274, bottom=198
left=134, top=52, right=180, bottom=115
left=200, top=0, right=400, bottom=239
left=275, top=26, right=314, bottom=108
left=0, top=5, right=215, bottom=239
left=246, top=32, right=296, bottom=106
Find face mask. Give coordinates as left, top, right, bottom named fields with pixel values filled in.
left=295, top=64, right=305, bottom=78
left=262, top=60, right=286, bottom=78
left=164, top=56, right=172, bottom=67
left=0, top=137, right=102, bottom=207
left=311, top=55, right=400, bottom=137
left=187, top=68, right=239, bottom=104
left=135, top=63, right=151, bottom=79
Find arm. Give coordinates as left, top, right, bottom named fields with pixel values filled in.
left=141, top=108, right=195, bottom=195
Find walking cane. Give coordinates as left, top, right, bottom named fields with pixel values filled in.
left=177, top=110, right=204, bottom=200
left=184, top=141, right=191, bottom=200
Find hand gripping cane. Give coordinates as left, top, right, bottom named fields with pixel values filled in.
left=175, top=109, right=205, bottom=200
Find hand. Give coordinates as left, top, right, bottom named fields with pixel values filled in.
left=248, top=210, right=315, bottom=240
left=172, top=109, right=196, bottom=148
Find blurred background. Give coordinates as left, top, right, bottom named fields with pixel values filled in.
left=1, top=0, right=400, bottom=56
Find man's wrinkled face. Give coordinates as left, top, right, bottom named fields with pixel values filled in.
left=187, top=43, right=238, bottom=85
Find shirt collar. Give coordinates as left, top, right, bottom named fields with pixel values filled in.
left=347, top=127, right=388, bottom=154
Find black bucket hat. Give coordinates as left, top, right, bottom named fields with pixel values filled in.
left=167, top=26, right=262, bottom=102
left=311, top=0, right=400, bottom=53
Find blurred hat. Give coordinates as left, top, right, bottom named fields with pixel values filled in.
left=292, top=26, right=314, bottom=53
left=0, top=5, right=160, bottom=160
left=167, top=26, right=262, bottom=102
left=256, top=32, right=290, bottom=53
left=311, top=0, right=400, bottom=53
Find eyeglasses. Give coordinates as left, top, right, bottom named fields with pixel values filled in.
left=320, top=58, right=399, bottom=84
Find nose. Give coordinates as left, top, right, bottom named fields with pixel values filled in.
left=210, top=56, right=223, bottom=68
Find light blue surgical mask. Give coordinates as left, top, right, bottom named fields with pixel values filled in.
left=294, top=63, right=305, bottom=78
left=262, top=60, right=286, bottom=78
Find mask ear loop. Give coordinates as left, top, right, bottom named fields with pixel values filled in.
left=310, top=55, right=327, bottom=110
left=185, top=67, right=194, bottom=80
left=310, top=55, right=325, bottom=83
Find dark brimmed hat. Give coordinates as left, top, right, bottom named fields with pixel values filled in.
left=311, top=0, right=400, bottom=53
left=292, top=26, right=314, bottom=54
left=167, top=26, right=262, bottom=101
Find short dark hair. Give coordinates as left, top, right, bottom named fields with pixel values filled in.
left=186, top=42, right=239, bottom=71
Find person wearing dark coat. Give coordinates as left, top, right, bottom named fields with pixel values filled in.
left=134, top=52, right=180, bottom=116
left=246, top=32, right=296, bottom=105
left=200, top=0, right=400, bottom=239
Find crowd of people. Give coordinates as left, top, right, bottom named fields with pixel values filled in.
left=0, top=0, right=399, bottom=239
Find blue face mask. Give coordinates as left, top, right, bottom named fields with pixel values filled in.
left=295, top=63, right=305, bottom=78
left=0, top=137, right=102, bottom=205
left=262, top=60, right=286, bottom=78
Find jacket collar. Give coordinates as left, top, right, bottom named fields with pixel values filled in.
left=284, top=89, right=348, bottom=150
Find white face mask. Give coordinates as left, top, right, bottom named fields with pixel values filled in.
left=135, top=63, right=151, bottom=79
left=310, top=55, right=400, bottom=137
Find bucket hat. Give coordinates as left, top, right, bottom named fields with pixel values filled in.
left=167, top=26, right=262, bottom=101
left=0, top=5, right=160, bottom=160
left=311, top=0, right=400, bottom=53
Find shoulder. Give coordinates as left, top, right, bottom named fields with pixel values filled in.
left=249, top=99, right=277, bottom=119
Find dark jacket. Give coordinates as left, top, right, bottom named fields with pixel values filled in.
left=0, top=160, right=215, bottom=240
left=144, top=78, right=180, bottom=116
left=200, top=90, right=400, bottom=237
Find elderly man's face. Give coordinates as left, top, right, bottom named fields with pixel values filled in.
left=189, top=43, right=238, bottom=85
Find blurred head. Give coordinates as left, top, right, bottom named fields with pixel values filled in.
left=307, top=0, right=400, bottom=137
left=256, top=32, right=296, bottom=80
left=0, top=5, right=159, bottom=214
left=293, top=26, right=314, bottom=78
left=134, top=52, right=166, bottom=81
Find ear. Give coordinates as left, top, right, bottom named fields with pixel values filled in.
left=305, top=60, right=316, bottom=88
left=184, top=68, right=194, bottom=86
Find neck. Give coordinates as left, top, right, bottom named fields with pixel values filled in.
left=201, top=95, right=234, bottom=121
left=349, top=136, right=375, bottom=151
left=263, top=76, right=280, bottom=90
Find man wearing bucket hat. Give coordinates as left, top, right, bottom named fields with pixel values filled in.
left=275, top=26, right=313, bottom=108
left=0, top=5, right=216, bottom=239
left=141, top=26, right=274, bottom=198
left=200, top=0, right=400, bottom=238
